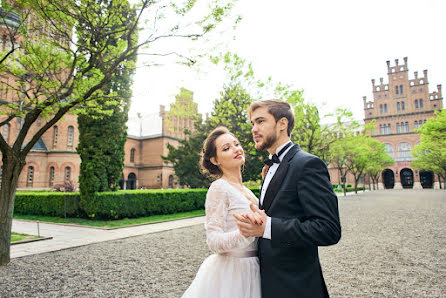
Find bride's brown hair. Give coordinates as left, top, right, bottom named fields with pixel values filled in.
left=200, top=126, right=235, bottom=178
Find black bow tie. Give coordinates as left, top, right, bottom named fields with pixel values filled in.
left=264, top=142, right=292, bottom=167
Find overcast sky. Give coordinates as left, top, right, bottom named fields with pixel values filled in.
left=129, top=0, right=446, bottom=122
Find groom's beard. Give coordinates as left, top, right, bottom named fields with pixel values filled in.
left=256, top=131, right=278, bottom=151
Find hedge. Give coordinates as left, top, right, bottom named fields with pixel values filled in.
left=14, top=192, right=81, bottom=217
left=14, top=188, right=261, bottom=220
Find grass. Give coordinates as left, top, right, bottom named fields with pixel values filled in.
left=13, top=209, right=205, bottom=229
left=11, top=232, right=42, bottom=242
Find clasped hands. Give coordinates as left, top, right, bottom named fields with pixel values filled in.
left=233, top=204, right=267, bottom=238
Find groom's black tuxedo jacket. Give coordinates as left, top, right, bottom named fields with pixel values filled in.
left=259, top=144, right=341, bottom=298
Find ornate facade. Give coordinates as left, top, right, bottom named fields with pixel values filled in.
left=363, top=57, right=443, bottom=189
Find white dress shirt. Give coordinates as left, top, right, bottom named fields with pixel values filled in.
left=261, top=141, right=293, bottom=239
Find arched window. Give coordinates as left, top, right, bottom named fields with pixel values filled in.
left=405, top=122, right=409, bottom=132
left=395, top=86, right=399, bottom=94
left=415, top=100, right=418, bottom=108
left=419, top=99, right=423, bottom=108
left=168, top=175, right=174, bottom=188
left=49, top=166, right=55, bottom=186
left=65, top=166, right=71, bottom=182
left=130, top=148, right=136, bottom=163
left=398, top=142, right=411, bottom=158
left=53, top=126, right=58, bottom=148
left=2, top=123, right=10, bottom=142
left=67, top=126, right=74, bottom=147
left=27, top=166, right=34, bottom=187
left=384, top=144, right=393, bottom=157
left=396, top=123, right=400, bottom=133
left=400, top=85, right=403, bottom=94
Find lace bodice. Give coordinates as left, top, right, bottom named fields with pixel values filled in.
left=205, top=179, right=259, bottom=254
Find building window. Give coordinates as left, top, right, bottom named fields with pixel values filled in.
left=419, top=99, right=423, bottom=108
left=384, top=104, right=387, bottom=113
left=401, top=101, right=405, bottom=110
left=400, top=85, right=403, bottom=94
left=380, top=104, right=383, bottom=114
left=398, top=142, right=411, bottom=158
left=65, top=166, right=71, bottom=182
left=385, top=144, right=393, bottom=157
left=424, top=120, right=426, bottom=124
left=395, top=86, right=399, bottom=94
left=405, top=122, right=409, bottom=132
left=2, top=123, right=10, bottom=142
left=130, top=148, right=136, bottom=163
left=379, top=125, right=383, bottom=135
left=168, top=175, right=174, bottom=188
left=397, top=102, right=400, bottom=111
left=49, top=166, right=55, bottom=186
left=53, top=126, right=58, bottom=148
left=387, top=123, right=391, bottom=134
left=414, top=121, right=418, bottom=130
left=415, top=100, right=418, bottom=108
left=412, top=89, right=416, bottom=94
left=397, top=123, right=400, bottom=133
left=67, top=126, right=74, bottom=147
left=419, top=88, right=423, bottom=92
left=27, top=166, right=34, bottom=187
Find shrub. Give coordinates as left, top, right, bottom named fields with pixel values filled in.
left=15, top=187, right=264, bottom=219
left=14, top=192, right=81, bottom=217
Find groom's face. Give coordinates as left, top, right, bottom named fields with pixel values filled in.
left=250, top=107, right=279, bottom=151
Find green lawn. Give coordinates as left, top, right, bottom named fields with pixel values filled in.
left=11, top=232, right=42, bottom=242
left=13, top=209, right=205, bottom=229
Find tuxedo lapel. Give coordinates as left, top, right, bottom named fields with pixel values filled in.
left=262, top=144, right=300, bottom=212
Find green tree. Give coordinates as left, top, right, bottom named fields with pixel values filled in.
left=209, top=84, right=264, bottom=182
left=163, top=117, right=213, bottom=188
left=365, top=140, right=395, bottom=190
left=0, top=0, right=235, bottom=265
left=412, top=110, right=446, bottom=189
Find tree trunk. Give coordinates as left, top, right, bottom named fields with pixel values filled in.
left=0, top=153, right=25, bottom=266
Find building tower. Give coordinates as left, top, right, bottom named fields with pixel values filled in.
left=362, top=57, right=443, bottom=189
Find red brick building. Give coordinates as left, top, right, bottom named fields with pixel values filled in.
left=362, top=57, right=443, bottom=189
left=0, top=91, right=198, bottom=190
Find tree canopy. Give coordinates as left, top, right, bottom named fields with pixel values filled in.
left=412, top=110, right=446, bottom=187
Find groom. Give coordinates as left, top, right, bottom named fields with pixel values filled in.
left=234, top=99, right=341, bottom=298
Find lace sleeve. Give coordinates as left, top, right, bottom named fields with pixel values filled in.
left=205, top=182, right=254, bottom=253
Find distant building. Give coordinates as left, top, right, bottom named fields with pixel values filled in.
left=362, top=57, right=442, bottom=189
left=0, top=86, right=199, bottom=190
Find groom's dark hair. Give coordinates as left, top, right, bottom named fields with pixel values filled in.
left=248, top=99, right=295, bottom=136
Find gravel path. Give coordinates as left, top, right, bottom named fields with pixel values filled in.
left=1, top=190, right=445, bottom=297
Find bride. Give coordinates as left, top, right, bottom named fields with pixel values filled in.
left=182, top=126, right=261, bottom=298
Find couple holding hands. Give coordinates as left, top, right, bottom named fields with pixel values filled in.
left=182, top=99, right=341, bottom=298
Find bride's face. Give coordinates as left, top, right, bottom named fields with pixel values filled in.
left=211, top=133, right=245, bottom=171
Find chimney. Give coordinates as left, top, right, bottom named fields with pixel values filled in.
left=395, top=59, right=399, bottom=66
left=414, top=71, right=418, bottom=79
left=380, top=77, right=383, bottom=84
left=403, top=57, right=408, bottom=66
left=371, top=79, right=376, bottom=87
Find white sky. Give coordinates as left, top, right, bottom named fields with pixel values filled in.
left=129, top=0, right=446, bottom=123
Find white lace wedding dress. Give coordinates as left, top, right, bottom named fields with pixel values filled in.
left=182, top=179, right=261, bottom=298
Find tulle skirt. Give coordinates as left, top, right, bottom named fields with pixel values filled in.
left=182, top=253, right=261, bottom=298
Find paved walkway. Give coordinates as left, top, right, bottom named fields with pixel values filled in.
left=11, top=216, right=205, bottom=259
left=10, top=190, right=360, bottom=259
